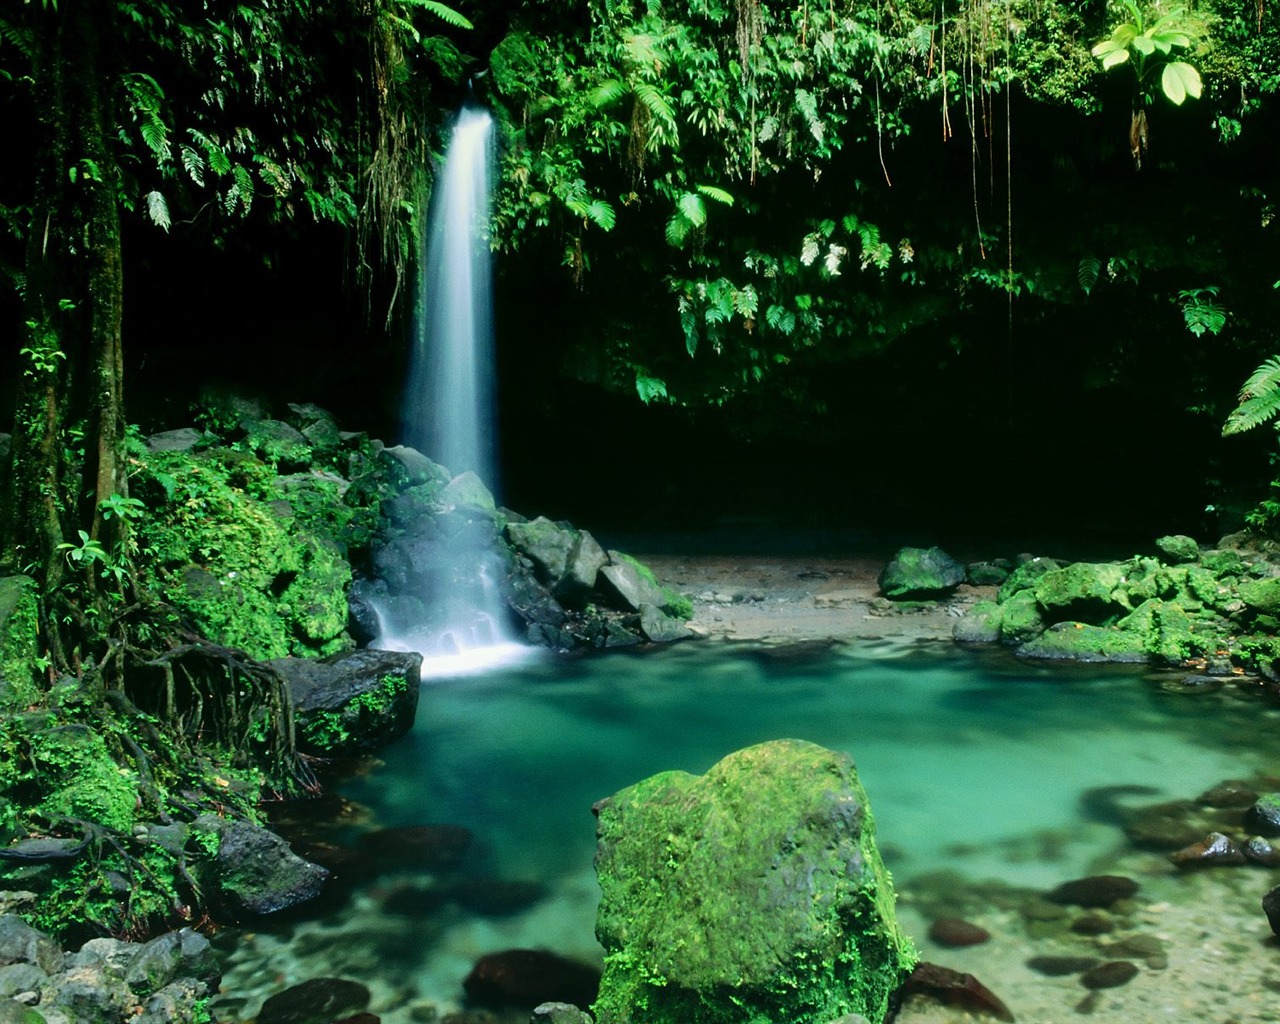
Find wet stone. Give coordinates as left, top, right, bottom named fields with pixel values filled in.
left=1106, top=934, right=1165, bottom=958
left=1047, top=874, right=1140, bottom=909
left=1161, top=674, right=1223, bottom=694
left=1079, top=960, right=1140, bottom=990
left=258, top=978, right=371, bottom=1024
left=1197, top=780, right=1260, bottom=808
left=927, top=917, right=991, bottom=948
left=1124, top=800, right=1212, bottom=850
left=1245, top=793, right=1280, bottom=836
left=1026, top=955, right=1103, bottom=977
left=1070, top=912, right=1115, bottom=936
left=903, top=962, right=1014, bottom=1023
left=1169, top=831, right=1247, bottom=868
left=1243, top=835, right=1280, bottom=866
left=463, top=949, right=601, bottom=1012
left=1263, top=885, right=1280, bottom=937
left=1021, top=897, right=1070, bottom=921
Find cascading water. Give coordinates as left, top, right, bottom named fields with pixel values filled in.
left=370, top=106, right=530, bottom=679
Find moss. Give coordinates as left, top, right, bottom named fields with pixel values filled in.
left=134, top=449, right=351, bottom=660
left=999, top=589, right=1044, bottom=646
left=997, top=558, right=1060, bottom=603
left=29, top=724, right=138, bottom=832
left=1032, top=562, right=1127, bottom=623
left=1017, top=622, right=1149, bottom=662
left=593, top=740, right=916, bottom=1024
left=0, top=575, right=40, bottom=711
left=618, top=552, right=694, bottom=620
left=297, top=672, right=411, bottom=753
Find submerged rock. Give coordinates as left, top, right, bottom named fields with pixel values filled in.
left=194, top=816, right=329, bottom=918
left=1026, top=955, right=1103, bottom=977
left=927, top=917, right=991, bottom=947
left=1263, top=885, right=1280, bottom=936
left=1245, top=792, right=1280, bottom=836
left=258, top=977, right=371, bottom=1024
left=1046, top=874, right=1139, bottom=909
left=591, top=739, right=916, bottom=1024
left=1017, top=622, right=1147, bottom=662
left=878, top=547, right=966, bottom=600
left=1079, top=960, right=1139, bottom=990
left=901, top=962, right=1014, bottom=1022
left=462, top=949, right=601, bottom=1011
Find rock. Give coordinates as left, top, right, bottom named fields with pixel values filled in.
left=462, top=950, right=601, bottom=1011
left=1245, top=793, right=1280, bottom=836
left=999, top=589, right=1045, bottom=646
left=1026, top=955, right=1103, bottom=976
left=1033, top=562, right=1127, bottom=623
left=125, top=929, right=220, bottom=995
left=591, top=739, right=916, bottom=1024
left=1169, top=831, right=1246, bottom=868
left=1196, top=780, right=1258, bottom=808
left=1155, top=535, right=1200, bottom=563
left=1017, top=622, right=1148, bottom=662
left=0, top=917, right=63, bottom=975
left=0, top=961, right=47, bottom=998
left=1263, top=885, right=1280, bottom=936
left=377, top=445, right=451, bottom=489
left=952, top=601, right=1002, bottom=644
left=927, top=917, right=990, bottom=947
left=1046, top=875, right=1139, bottom=909
left=598, top=555, right=667, bottom=612
left=530, top=1004, right=593, bottom=1024
left=1106, top=934, right=1165, bottom=959
left=1070, top=912, right=1115, bottom=936
left=144, top=427, right=202, bottom=453
left=877, top=547, right=966, bottom=600
left=997, top=557, right=1061, bottom=603
left=1160, top=674, right=1223, bottom=694
left=258, top=977, right=371, bottom=1024
left=439, top=471, right=498, bottom=514
left=1243, top=836, right=1280, bottom=866
left=447, top=879, right=548, bottom=917
left=1079, top=960, right=1139, bottom=990
left=196, top=816, right=329, bottom=917
left=965, top=561, right=1011, bottom=586
left=902, top=962, right=1014, bottom=1022
left=269, top=649, right=422, bottom=756
left=638, top=604, right=692, bottom=643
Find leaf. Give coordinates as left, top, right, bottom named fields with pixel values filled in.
left=1101, top=48, right=1130, bottom=69
left=588, top=78, right=628, bottom=108
left=140, top=118, right=171, bottom=161
left=180, top=144, right=205, bottom=186
left=145, top=190, right=171, bottom=232
left=665, top=212, right=691, bottom=247
left=1077, top=255, right=1101, bottom=295
left=696, top=185, right=734, bottom=206
left=824, top=243, right=847, bottom=276
left=1224, top=356, right=1280, bottom=436
left=1161, top=62, right=1202, bottom=105
left=800, top=234, right=820, bottom=266
left=1131, top=34, right=1156, bottom=56
left=765, top=304, right=796, bottom=335
left=678, top=296, right=699, bottom=356
left=678, top=192, right=706, bottom=227
left=400, top=0, right=473, bottom=30
left=586, top=199, right=616, bottom=231
left=734, top=284, right=758, bottom=319
left=635, top=373, right=668, bottom=405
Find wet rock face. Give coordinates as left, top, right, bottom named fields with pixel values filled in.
left=591, top=739, right=917, bottom=1024
left=196, top=816, right=329, bottom=918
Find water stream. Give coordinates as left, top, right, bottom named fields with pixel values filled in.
left=214, top=639, right=1280, bottom=1022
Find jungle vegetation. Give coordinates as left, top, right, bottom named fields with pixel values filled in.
left=0, top=0, right=1278, bottom=936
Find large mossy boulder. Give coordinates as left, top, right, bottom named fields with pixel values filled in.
left=1032, top=562, right=1127, bottom=623
left=268, top=649, right=422, bottom=756
left=1017, top=622, right=1149, bottom=662
left=877, top=546, right=965, bottom=600
left=591, top=739, right=916, bottom=1024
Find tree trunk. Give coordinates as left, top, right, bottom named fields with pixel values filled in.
left=2, top=1, right=127, bottom=667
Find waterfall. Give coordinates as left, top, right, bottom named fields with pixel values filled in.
left=371, top=106, right=530, bottom=679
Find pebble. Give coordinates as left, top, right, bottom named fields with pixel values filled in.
left=1196, top=780, right=1259, bottom=808
left=1079, top=960, right=1140, bottom=990
left=927, top=917, right=991, bottom=947
left=1243, top=835, right=1280, bottom=866
left=1169, top=831, right=1247, bottom=868
left=1070, top=912, right=1115, bottom=936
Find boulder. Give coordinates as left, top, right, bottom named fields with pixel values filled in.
left=591, top=739, right=916, bottom=1024
left=463, top=949, right=601, bottom=1011
left=1264, top=885, right=1280, bottom=937
left=1155, top=535, right=1200, bottom=564
left=506, top=519, right=608, bottom=606
left=1017, top=622, right=1148, bottom=663
left=1237, top=577, right=1280, bottom=618
left=195, top=816, right=329, bottom=918
left=999, top=589, right=1044, bottom=646
left=952, top=601, right=1002, bottom=644
left=269, top=649, right=422, bottom=756
left=877, top=547, right=965, bottom=600
left=377, top=445, right=451, bottom=489
left=258, top=977, right=371, bottom=1024
left=638, top=604, right=692, bottom=643
left=0, top=916, right=63, bottom=975
left=599, top=554, right=667, bottom=612
left=440, top=470, right=498, bottom=514
left=144, top=427, right=202, bottom=453
left=1032, top=562, right=1127, bottom=623
left=997, top=557, right=1061, bottom=603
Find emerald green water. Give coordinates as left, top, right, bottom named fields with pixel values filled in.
left=216, top=638, right=1280, bottom=1021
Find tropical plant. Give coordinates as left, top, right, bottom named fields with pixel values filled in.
left=1223, top=356, right=1280, bottom=436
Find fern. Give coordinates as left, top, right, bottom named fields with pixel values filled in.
left=678, top=192, right=706, bottom=227
left=666, top=212, right=692, bottom=248
left=696, top=185, right=734, bottom=206
left=734, top=284, right=758, bottom=319
left=1224, top=356, right=1280, bottom=436
left=1078, top=255, right=1102, bottom=295
left=144, top=190, right=171, bottom=232
left=678, top=295, right=699, bottom=356
left=588, top=79, right=629, bottom=108
left=180, top=144, right=206, bottom=186
left=586, top=199, right=616, bottom=231
left=400, top=0, right=474, bottom=30
left=765, top=304, right=796, bottom=335
left=635, top=372, right=668, bottom=405
left=232, top=164, right=254, bottom=214
left=633, top=82, right=678, bottom=148
left=824, top=243, right=847, bottom=276
left=795, top=88, right=823, bottom=142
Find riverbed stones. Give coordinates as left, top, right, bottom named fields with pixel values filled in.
left=1245, top=792, right=1280, bottom=835
left=1079, top=960, right=1139, bottom=990
left=1046, top=875, right=1139, bottom=909
left=258, top=977, right=371, bottom=1024
left=463, top=950, right=601, bottom=1011
left=1263, top=885, right=1280, bottom=936
left=591, top=738, right=916, bottom=1024
left=878, top=547, right=966, bottom=600
left=1168, top=831, right=1247, bottom=868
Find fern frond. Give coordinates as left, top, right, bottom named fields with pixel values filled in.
left=180, top=144, right=205, bottom=186
left=588, top=79, right=629, bottom=109
left=586, top=199, right=616, bottom=231
left=696, top=185, right=734, bottom=206
left=635, top=372, right=668, bottom=405
left=144, top=190, right=171, bottom=232
left=1078, top=256, right=1101, bottom=295
left=678, top=296, right=699, bottom=356
left=678, top=192, right=706, bottom=227
left=400, top=0, right=473, bottom=30
left=666, top=212, right=691, bottom=248
left=633, top=82, right=678, bottom=147
left=1224, top=356, right=1280, bottom=436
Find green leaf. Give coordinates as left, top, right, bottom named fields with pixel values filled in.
left=400, top=1, right=473, bottom=30
left=1224, top=356, right=1280, bottom=436
left=144, top=190, right=171, bottom=232
left=635, top=373, right=668, bottom=405
left=696, top=185, right=734, bottom=206
left=180, top=144, right=205, bottom=186
left=586, top=199, right=616, bottom=231
left=1161, top=62, right=1202, bottom=105
left=1101, top=48, right=1130, bottom=69
left=588, top=79, right=628, bottom=108
left=678, top=192, right=706, bottom=227
left=1077, top=256, right=1101, bottom=295
left=1131, top=34, right=1156, bottom=56
left=665, top=212, right=691, bottom=248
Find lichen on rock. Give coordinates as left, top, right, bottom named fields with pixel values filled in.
left=591, top=738, right=916, bottom=1024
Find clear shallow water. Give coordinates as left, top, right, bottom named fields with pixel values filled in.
left=216, top=638, right=1280, bottom=1020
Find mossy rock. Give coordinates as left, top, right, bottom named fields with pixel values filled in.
left=0, top=576, right=39, bottom=712
left=877, top=546, right=965, bottom=600
left=1017, top=623, right=1149, bottom=663
left=953, top=600, right=1002, bottom=644
left=28, top=724, right=138, bottom=832
left=1237, top=576, right=1280, bottom=617
left=1000, top=589, right=1045, bottom=646
left=1032, top=562, right=1127, bottom=624
left=997, top=558, right=1061, bottom=603
left=1155, top=535, right=1200, bottom=564
left=592, top=739, right=917, bottom=1024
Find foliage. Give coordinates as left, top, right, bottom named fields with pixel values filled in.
left=1223, top=356, right=1280, bottom=437
left=1091, top=2, right=1204, bottom=106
